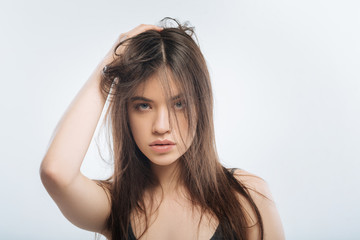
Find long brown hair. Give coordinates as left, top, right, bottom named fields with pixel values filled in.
left=95, top=17, right=263, bottom=240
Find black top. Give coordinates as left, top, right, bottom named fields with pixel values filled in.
left=128, top=168, right=238, bottom=240
left=128, top=223, right=223, bottom=240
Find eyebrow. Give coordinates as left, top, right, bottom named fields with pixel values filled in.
left=129, top=94, right=184, bottom=102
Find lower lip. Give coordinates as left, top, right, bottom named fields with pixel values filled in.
left=150, top=144, right=175, bottom=153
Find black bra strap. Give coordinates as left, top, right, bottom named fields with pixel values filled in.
left=230, top=168, right=238, bottom=175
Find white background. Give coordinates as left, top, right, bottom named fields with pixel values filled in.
left=1, top=0, right=359, bottom=239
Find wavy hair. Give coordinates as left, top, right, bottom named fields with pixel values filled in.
left=95, top=17, right=263, bottom=240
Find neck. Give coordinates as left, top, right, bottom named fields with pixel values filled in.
left=150, top=160, right=184, bottom=198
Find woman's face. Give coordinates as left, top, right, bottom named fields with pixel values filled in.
left=128, top=73, right=195, bottom=167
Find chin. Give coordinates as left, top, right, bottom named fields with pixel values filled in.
left=147, top=154, right=180, bottom=167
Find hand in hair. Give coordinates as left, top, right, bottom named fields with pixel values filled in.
left=103, top=24, right=163, bottom=66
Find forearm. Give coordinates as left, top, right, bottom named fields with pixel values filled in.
left=40, top=61, right=109, bottom=187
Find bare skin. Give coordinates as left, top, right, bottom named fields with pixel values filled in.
left=40, top=23, right=285, bottom=240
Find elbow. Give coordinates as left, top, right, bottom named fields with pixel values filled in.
left=40, top=161, right=61, bottom=190
left=39, top=159, right=74, bottom=190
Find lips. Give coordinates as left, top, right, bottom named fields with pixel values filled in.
left=149, top=139, right=176, bottom=153
left=149, top=139, right=176, bottom=146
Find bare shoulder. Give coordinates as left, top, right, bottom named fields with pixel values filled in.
left=231, top=169, right=285, bottom=240
left=232, top=169, right=273, bottom=201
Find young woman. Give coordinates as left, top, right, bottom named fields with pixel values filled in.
left=40, top=18, right=285, bottom=240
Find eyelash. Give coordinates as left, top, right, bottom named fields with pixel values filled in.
left=133, top=101, right=186, bottom=112
left=134, top=103, right=151, bottom=111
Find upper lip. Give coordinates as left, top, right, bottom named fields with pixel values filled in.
left=149, top=139, right=176, bottom=146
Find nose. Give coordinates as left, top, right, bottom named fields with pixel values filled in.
left=152, top=107, right=171, bottom=135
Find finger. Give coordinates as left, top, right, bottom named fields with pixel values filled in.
left=141, top=24, right=163, bottom=32
left=138, top=24, right=163, bottom=31
left=114, top=24, right=163, bottom=51
left=130, top=24, right=163, bottom=36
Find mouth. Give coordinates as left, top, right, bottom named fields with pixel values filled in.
left=149, top=139, right=176, bottom=146
left=150, top=143, right=175, bottom=146
left=149, top=139, right=176, bottom=153
left=150, top=144, right=175, bottom=153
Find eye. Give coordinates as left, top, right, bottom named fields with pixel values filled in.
left=174, top=100, right=185, bottom=110
left=134, top=103, right=151, bottom=111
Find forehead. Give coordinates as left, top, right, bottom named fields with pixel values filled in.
left=133, top=72, right=180, bottom=99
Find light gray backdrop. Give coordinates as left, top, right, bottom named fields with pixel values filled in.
left=1, top=0, right=359, bottom=239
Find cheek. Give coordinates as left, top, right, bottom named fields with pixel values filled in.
left=174, top=115, right=194, bottom=146
left=128, top=115, right=142, bottom=144
left=179, top=119, right=189, bottom=138
left=129, top=115, right=152, bottom=146
left=176, top=106, right=197, bottom=143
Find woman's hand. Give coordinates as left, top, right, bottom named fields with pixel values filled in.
left=102, top=24, right=163, bottom=66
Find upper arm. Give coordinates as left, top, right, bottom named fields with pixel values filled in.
left=233, top=169, right=285, bottom=240
left=41, top=171, right=111, bottom=235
